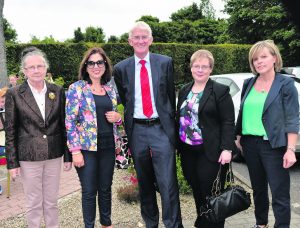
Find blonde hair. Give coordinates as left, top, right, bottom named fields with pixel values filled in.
left=128, top=21, right=152, bottom=38
left=249, top=40, right=282, bottom=74
left=190, top=49, right=214, bottom=69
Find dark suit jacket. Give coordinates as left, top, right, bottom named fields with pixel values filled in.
left=236, top=73, right=299, bottom=148
left=176, top=79, right=235, bottom=162
left=5, top=81, right=71, bottom=169
left=113, top=53, right=176, bottom=145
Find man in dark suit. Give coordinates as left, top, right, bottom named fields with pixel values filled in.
left=114, top=21, right=183, bottom=228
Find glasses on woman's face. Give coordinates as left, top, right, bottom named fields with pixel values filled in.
left=25, top=65, right=46, bottom=72
left=86, top=60, right=106, bottom=69
left=192, top=65, right=211, bottom=71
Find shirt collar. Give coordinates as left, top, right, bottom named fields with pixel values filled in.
left=28, top=80, right=47, bottom=94
left=134, top=53, right=150, bottom=66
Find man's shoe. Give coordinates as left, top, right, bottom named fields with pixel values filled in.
left=252, top=225, right=269, bottom=228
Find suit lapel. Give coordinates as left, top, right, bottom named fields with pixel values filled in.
left=149, top=54, right=159, bottom=102
left=177, top=82, right=193, bottom=109
left=241, top=77, right=256, bottom=106
left=263, top=74, right=283, bottom=113
left=198, top=79, right=213, bottom=113
left=126, top=57, right=136, bottom=102
left=19, top=81, right=44, bottom=121
left=81, top=82, right=97, bottom=118
left=45, top=82, right=55, bottom=122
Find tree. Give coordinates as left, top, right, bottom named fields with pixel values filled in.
left=199, top=0, right=216, bottom=19
left=107, top=35, right=119, bottom=43
left=73, top=27, right=85, bottom=43
left=30, top=35, right=59, bottom=44
left=3, top=17, right=17, bottom=43
left=170, top=2, right=204, bottom=22
left=85, top=26, right=105, bottom=43
left=224, top=0, right=300, bottom=65
left=72, top=26, right=105, bottom=43
left=0, top=0, right=7, bottom=87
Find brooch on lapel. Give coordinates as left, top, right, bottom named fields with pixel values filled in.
left=48, top=92, right=56, bottom=100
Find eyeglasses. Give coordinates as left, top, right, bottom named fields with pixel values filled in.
left=131, top=36, right=150, bottom=41
left=86, top=60, right=106, bottom=69
left=25, top=65, right=46, bottom=72
left=192, top=65, right=211, bottom=71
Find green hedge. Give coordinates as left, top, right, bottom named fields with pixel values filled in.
left=6, top=42, right=251, bottom=88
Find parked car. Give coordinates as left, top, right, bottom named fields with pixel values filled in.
left=211, top=73, right=300, bottom=162
left=281, top=66, right=300, bottom=78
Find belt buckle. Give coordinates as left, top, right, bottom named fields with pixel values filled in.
left=146, top=119, right=154, bottom=125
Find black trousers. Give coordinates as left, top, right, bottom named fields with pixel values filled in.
left=241, top=135, right=291, bottom=228
left=179, top=142, right=227, bottom=228
left=76, top=136, right=115, bottom=228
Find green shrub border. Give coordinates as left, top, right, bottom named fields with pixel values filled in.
left=6, top=42, right=251, bottom=89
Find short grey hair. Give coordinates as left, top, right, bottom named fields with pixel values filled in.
left=128, top=21, right=152, bottom=38
left=20, top=46, right=49, bottom=71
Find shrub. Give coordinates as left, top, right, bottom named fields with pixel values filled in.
left=117, top=184, right=139, bottom=204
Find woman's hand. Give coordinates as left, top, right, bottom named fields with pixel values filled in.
left=105, top=111, right=121, bottom=123
left=218, top=150, right=232, bottom=165
left=283, top=150, right=297, bottom=169
left=72, top=151, right=84, bottom=168
left=9, top=167, right=21, bottom=181
left=63, top=162, right=72, bottom=171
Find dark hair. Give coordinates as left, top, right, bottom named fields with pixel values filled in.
left=78, top=47, right=112, bottom=85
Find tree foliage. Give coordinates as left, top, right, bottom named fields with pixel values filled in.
left=73, top=26, right=105, bottom=43
left=3, top=17, right=17, bottom=43
left=224, top=0, right=300, bottom=65
left=30, top=35, right=59, bottom=44
left=170, top=2, right=204, bottom=22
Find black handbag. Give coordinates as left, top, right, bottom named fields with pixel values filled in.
left=200, top=163, right=251, bottom=223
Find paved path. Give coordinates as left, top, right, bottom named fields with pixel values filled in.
left=1, top=166, right=300, bottom=227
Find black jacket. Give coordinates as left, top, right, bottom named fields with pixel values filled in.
left=176, top=79, right=235, bottom=162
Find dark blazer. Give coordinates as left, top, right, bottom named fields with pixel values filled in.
left=5, top=81, right=71, bottom=169
left=176, top=79, right=235, bottom=162
left=236, top=73, right=299, bottom=148
left=113, top=53, right=176, bottom=145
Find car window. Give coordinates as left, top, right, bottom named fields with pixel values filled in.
left=211, top=77, right=240, bottom=97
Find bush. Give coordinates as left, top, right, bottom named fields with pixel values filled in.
left=117, top=184, right=139, bottom=204
left=6, top=43, right=252, bottom=89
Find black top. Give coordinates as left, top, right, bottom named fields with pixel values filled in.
left=93, top=93, right=113, bottom=136
left=93, top=93, right=115, bottom=150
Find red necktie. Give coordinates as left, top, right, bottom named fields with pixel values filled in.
left=139, top=60, right=153, bottom=118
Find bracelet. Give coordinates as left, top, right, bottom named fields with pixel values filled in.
left=287, top=146, right=296, bottom=153
left=72, top=151, right=82, bottom=155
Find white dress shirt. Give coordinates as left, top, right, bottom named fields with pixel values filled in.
left=28, top=80, right=47, bottom=121
left=133, top=53, right=158, bottom=119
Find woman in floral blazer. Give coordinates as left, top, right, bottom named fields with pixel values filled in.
left=65, top=47, right=121, bottom=228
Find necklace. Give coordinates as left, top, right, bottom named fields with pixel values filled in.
left=91, top=85, right=104, bottom=92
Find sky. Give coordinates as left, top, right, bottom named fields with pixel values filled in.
left=3, top=0, right=226, bottom=43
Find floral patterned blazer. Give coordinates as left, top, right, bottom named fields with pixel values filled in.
left=65, top=80, right=121, bottom=153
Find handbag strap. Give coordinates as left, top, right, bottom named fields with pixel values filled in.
left=211, top=162, right=235, bottom=196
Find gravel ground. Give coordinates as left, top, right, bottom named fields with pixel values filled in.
left=0, top=168, right=197, bottom=228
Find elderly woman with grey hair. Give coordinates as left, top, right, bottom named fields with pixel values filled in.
left=5, top=46, right=72, bottom=228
